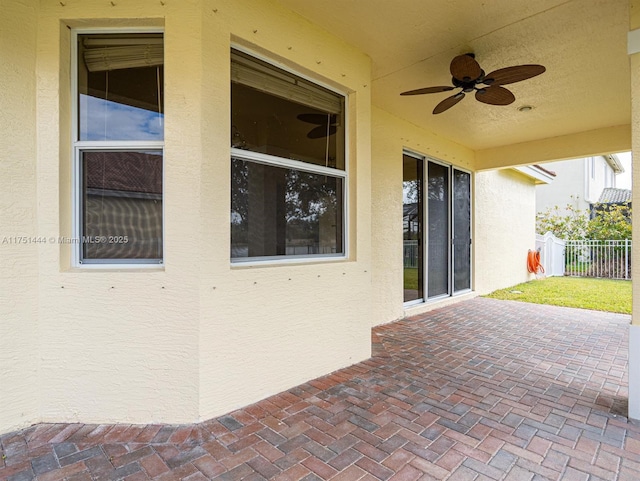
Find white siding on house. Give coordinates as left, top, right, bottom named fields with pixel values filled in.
left=586, top=156, right=618, bottom=203
left=536, top=156, right=619, bottom=216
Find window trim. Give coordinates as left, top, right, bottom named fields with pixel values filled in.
left=230, top=148, right=347, bottom=179
left=230, top=156, right=348, bottom=266
left=71, top=28, right=165, bottom=269
left=401, top=151, right=424, bottom=307
left=230, top=45, right=349, bottom=265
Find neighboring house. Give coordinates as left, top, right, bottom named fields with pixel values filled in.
left=4, top=0, right=640, bottom=434
left=598, top=187, right=633, bottom=205
left=536, top=155, right=624, bottom=215
left=592, top=187, right=632, bottom=220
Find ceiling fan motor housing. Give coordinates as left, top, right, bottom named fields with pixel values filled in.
left=452, top=71, right=486, bottom=92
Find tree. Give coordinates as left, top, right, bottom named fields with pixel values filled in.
left=536, top=200, right=631, bottom=241
left=586, top=202, right=632, bottom=278
left=586, top=203, right=631, bottom=241
left=535, top=202, right=589, bottom=240
left=538, top=201, right=632, bottom=279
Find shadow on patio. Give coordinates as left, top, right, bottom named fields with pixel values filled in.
left=1, top=298, right=638, bottom=481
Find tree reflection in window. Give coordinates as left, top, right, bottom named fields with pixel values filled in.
left=231, top=159, right=342, bottom=258
left=230, top=49, right=345, bottom=261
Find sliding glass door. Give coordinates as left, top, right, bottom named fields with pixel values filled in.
left=403, top=153, right=472, bottom=304
left=427, top=162, right=449, bottom=298
left=403, top=154, right=423, bottom=302
left=453, top=170, right=472, bottom=292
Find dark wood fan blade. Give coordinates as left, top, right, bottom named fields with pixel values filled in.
left=433, top=93, right=465, bottom=114
left=400, top=86, right=454, bottom=96
left=483, top=65, right=545, bottom=85
left=297, top=113, right=337, bottom=125
left=308, top=125, right=337, bottom=139
left=450, top=54, right=482, bottom=82
left=475, top=86, right=515, bottom=105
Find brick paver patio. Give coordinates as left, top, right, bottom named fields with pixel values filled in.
left=1, top=298, right=638, bottom=481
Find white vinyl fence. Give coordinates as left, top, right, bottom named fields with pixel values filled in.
left=535, top=232, right=565, bottom=277
left=536, top=232, right=632, bottom=280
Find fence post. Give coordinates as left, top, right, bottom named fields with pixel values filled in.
left=536, top=232, right=566, bottom=277
left=626, top=239, right=630, bottom=280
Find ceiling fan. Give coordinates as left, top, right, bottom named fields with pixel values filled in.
left=297, top=113, right=338, bottom=138
left=400, top=53, right=545, bottom=114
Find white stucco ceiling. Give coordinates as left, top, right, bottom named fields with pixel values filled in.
left=276, top=0, right=630, bottom=153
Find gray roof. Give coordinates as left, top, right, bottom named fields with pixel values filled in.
left=597, top=187, right=632, bottom=204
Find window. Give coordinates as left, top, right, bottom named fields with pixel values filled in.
left=73, top=32, right=164, bottom=265
left=403, top=152, right=472, bottom=304
left=230, top=49, right=346, bottom=261
left=402, top=155, right=423, bottom=302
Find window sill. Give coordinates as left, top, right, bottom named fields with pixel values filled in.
left=230, top=255, right=348, bottom=269
left=71, top=263, right=165, bottom=272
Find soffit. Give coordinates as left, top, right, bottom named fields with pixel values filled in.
left=276, top=0, right=630, bottom=152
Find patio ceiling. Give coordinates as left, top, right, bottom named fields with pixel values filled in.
left=276, top=0, right=631, bottom=161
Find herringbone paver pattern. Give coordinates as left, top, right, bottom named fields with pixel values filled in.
left=2, top=298, right=638, bottom=481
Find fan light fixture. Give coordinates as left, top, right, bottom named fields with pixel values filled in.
left=400, top=53, right=545, bottom=114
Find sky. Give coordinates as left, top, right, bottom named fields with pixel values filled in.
left=80, top=94, right=163, bottom=141
left=615, top=151, right=632, bottom=190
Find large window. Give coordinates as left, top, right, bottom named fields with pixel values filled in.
left=73, top=32, right=164, bottom=265
left=230, top=49, right=346, bottom=261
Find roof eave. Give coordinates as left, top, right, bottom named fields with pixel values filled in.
left=513, top=165, right=556, bottom=184
left=604, top=154, right=624, bottom=173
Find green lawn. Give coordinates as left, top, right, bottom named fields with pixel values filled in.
left=484, top=276, right=631, bottom=314
left=404, top=268, right=419, bottom=290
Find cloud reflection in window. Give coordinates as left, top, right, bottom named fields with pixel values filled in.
left=79, top=94, right=164, bottom=141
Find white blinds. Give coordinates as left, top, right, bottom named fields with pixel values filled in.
left=231, top=50, right=342, bottom=114
left=83, top=37, right=163, bottom=72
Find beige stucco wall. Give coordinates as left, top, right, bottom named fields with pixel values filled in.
left=36, top=3, right=200, bottom=426
left=0, top=0, right=40, bottom=433
left=370, top=108, right=536, bottom=325
left=0, top=0, right=373, bottom=434
left=370, top=107, right=477, bottom=326
left=196, top=0, right=372, bottom=420
left=627, top=1, right=639, bottom=420
left=474, top=169, right=536, bottom=295
left=632, top=54, right=640, bottom=326
left=475, top=125, right=631, bottom=171
left=1, top=0, right=543, bottom=435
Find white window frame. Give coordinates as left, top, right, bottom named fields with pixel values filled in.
left=71, top=28, right=165, bottom=268
left=230, top=45, right=349, bottom=265
left=402, top=150, right=425, bottom=308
